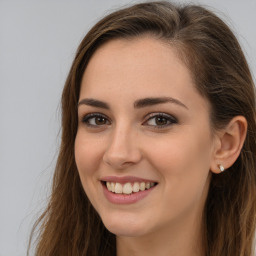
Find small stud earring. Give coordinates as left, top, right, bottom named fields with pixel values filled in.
left=219, top=164, right=225, bottom=172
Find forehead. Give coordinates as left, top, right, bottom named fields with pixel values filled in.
left=80, top=36, right=208, bottom=112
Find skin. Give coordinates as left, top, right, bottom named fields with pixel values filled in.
left=75, top=36, right=220, bottom=256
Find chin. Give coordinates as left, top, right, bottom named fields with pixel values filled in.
left=101, top=214, right=150, bottom=237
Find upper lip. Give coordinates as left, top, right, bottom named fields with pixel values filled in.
left=100, top=176, right=158, bottom=184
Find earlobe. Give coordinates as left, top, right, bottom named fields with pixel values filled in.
left=210, top=116, right=247, bottom=174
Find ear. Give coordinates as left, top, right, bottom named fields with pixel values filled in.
left=210, top=116, right=247, bottom=174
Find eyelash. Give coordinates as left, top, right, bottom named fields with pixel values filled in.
left=143, top=113, right=178, bottom=128
left=82, top=113, right=110, bottom=127
left=81, top=112, right=178, bottom=129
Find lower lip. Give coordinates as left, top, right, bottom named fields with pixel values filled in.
left=102, top=183, right=156, bottom=204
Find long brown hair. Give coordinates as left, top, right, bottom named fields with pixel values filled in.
left=29, top=1, right=256, bottom=255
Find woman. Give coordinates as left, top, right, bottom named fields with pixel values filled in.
left=29, top=1, right=256, bottom=255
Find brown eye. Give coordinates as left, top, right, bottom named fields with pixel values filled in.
left=144, top=113, right=177, bottom=128
left=95, top=116, right=107, bottom=125
left=155, top=116, right=168, bottom=126
left=82, top=113, right=110, bottom=127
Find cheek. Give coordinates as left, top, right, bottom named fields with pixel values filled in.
left=74, top=132, right=103, bottom=177
left=74, top=132, right=105, bottom=210
left=147, top=129, right=212, bottom=203
left=148, top=130, right=212, bottom=173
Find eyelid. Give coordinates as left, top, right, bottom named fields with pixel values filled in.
left=143, top=112, right=178, bottom=127
left=81, top=112, right=111, bottom=127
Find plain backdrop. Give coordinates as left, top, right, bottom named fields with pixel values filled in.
left=0, top=0, right=255, bottom=255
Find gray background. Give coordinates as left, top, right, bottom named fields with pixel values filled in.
left=0, top=0, right=255, bottom=255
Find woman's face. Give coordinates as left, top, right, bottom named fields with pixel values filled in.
left=75, top=37, right=216, bottom=237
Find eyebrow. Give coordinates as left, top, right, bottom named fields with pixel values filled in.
left=134, top=97, right=188, bottom=109
left=78, top=98, right=110, bottom=109
left=77, top=97, right=188, bottom=110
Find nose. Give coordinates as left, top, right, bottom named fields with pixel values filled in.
left=103, top=125, right=142, bottom=170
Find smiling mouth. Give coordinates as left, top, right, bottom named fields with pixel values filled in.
left=102, top=181, right=157, bottom=194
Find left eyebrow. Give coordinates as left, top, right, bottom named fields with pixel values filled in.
left=134, top=97, right=188, bottom=109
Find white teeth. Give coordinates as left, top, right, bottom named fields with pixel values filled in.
left=114, top=183, right=123, bottom=194
left=111, top=182, right=115, bottom=192
left=106, top=182, right=111, bottom=191
left=140, top=182, right=145, bottom=191
left=133, top=182, right=140, bottom=193
left=106, top=181, right=156, bottom=194
left=123, top=183, right=133, bottom=194
left=145, top=182, right=150, bottom=189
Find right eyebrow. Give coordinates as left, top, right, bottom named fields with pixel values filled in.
left=77, top=98, right=110, bottom=109
left=134, top=97, right=188, bottom=109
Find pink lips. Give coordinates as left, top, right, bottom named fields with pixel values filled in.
left=101, top=176, right=157, bottom=204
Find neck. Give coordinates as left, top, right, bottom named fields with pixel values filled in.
left=116, top=211, right=205, bottom=256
